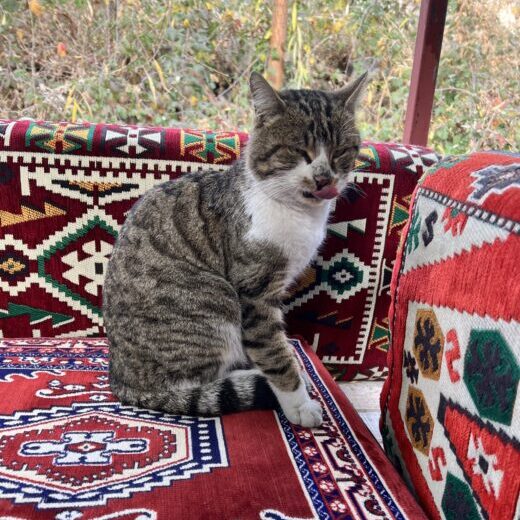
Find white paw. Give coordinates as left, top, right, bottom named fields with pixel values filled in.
left=301, top=370, right=313, bottom=391
left=283, top=399, right=323, bottom=428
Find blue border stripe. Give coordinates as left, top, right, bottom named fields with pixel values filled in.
left=287, top=340, right=405, bottom=519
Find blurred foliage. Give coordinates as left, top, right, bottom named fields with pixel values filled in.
left=0, top=0, right=518, bottom=153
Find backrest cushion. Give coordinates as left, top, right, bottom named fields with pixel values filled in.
left=0, top=120, right=246, bottom=338
left=380, top=152, right=520, bottom=519
left=0, top=119, right=438, bottom=382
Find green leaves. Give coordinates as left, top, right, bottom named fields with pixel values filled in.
left=0, top=0, right=516, bottom=152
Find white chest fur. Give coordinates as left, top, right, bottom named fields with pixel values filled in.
left=244, top=185, right=331, bottom=286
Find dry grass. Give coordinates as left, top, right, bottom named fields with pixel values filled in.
left=0, top=0, right=518, bottom=154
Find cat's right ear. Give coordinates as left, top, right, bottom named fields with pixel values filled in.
left=249, top=72, right=286, bottom=125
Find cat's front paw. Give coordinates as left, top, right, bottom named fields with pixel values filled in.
left=283, top=399, right=323, bottom=428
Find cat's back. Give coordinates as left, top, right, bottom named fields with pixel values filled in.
left=104, top=165, right=244, bottom=309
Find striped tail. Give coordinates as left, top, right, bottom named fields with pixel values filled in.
left=111, top=369, right=278, bottom=416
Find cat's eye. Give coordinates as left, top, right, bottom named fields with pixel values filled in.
left=294, top=149, right=312, bottom=164
left=332, top=145, right=359, bottom=161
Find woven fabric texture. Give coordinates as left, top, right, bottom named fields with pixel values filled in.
left=0, top=119, right=438, bottom=380
left=0, top=337, right=426, bottom=519
left=380, top=152, right=520, bottom=519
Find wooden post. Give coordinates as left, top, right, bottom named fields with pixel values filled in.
left=403, top=0, right=448, bottom=146
left=267, top=0, right=288, bottom=90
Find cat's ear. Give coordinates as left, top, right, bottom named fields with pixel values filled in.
left=333, top=71, right=369, bottom=112
left=249, top=72, right=286, bottom=124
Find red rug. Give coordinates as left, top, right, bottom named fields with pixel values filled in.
left=0, top=338, right=424, bottom=519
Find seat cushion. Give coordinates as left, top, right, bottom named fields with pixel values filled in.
left=0, top=337, right=425, bottom=519
left=381, top=152, right=520, bottom=519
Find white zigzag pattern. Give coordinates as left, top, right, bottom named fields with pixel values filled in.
left=403, top=194, right=510, bottom=274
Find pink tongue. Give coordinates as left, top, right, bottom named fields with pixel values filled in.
left=312, top=185, right=339, bottom=200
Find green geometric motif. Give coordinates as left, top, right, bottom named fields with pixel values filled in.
left=441, top=473, right=482, bottom=520
left=405, top=210, right=421, bottom=254
left=320, top=252, right=369, bottom=302
left=0, top=303, right=73, bottom=328
left=464, top=329, right=519, bottom=426
left=390, top=202, right=409, bottom=230
left=353, top=144, right=380, bottom=170
left=25, top=121, right=94, bottom=153
left=181, top=129, right=240, bottom=163
left=38, top=216, right=118, bottom=318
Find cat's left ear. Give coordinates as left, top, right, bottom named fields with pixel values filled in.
left=333, top=71, right=370, bottom=112
left=249, top=72, right=286, bottom=125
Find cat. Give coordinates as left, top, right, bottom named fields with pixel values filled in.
left=103, top=71, right=367, bottom=427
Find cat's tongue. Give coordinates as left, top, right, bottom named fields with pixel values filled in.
left=312, top=185, right=339, bottom=200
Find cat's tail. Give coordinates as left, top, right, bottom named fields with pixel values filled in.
left=111, top=369, right=279, bottom=416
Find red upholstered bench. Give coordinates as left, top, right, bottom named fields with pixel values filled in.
left=0, top=119, right=432, bottom=518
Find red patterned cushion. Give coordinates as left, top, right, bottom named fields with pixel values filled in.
left=380, top=152, right=520, bottom=519
left=285, top=143, right=439, bottom=381
left=0, top=119, right=247, bottom=338
left=0, top=337, right=426, bottom=519
left=0, top=119, right=438, bottom=381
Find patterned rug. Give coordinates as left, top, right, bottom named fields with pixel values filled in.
left=0, top=338, right=425, bottom=519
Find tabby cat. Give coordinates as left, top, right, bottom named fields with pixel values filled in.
left=103, top=71, right=367, bottom=427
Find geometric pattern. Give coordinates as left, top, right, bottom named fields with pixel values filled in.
left=463, top=330, right=519, bottom=426
left=284, top=247, right=371, bottom=308
left=405, top=386, right=434, bottom=456
left=101, top=125, right=164, bottom=156
left=0, top=404, right=227, bottom=508
left=469, top=163, right=520, bottom=203
left=388, top=144, right=439, bottom=176
left=1, top=118, right=440, bottom=382
left=413, top=309, right=444, bottom=380
left=0, top=119, right=247, bottom=341
left=0, top=337, right=426, bottom=519
left=180, top=129, right=242, bottom=164
left=438, top=397, right=520, bottom=520
left=286, top=142, right=440, bottom=379
left=381, top=151, right=520, bottom=519
left=25, top=121, right=94, bottom=154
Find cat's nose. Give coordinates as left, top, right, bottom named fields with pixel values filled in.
left=314, top=176, right=333, bottom=190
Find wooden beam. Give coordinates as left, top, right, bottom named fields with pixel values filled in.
left=403, top=0, right=448, bottom=146
left=267, top=0, right=288, bottom=90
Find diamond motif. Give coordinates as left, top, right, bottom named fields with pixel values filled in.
left=38, top=215, right=118, bottom=314
left=0, top=404, right=228, bottom=508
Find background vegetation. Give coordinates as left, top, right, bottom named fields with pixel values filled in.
left=0, top=0, right=518, bottom=154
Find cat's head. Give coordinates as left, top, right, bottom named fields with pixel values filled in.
left=246, top=71, right=368, bottom=208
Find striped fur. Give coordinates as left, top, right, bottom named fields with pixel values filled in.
left=103, top=72, right=367, bottom=426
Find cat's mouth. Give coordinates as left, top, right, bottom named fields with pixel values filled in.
left=302, top=185, right=339, bottom=201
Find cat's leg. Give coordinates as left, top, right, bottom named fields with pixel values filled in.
left=241, top=299, right=323, bottom=427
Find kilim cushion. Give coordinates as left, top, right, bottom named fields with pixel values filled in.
left=0, top=119, right=438, bottom=381
left=380, top=152, right=520, bottom=519
left=284, top=142, right=439, bottom=381
left=0, top=337, right=426, bottom=519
